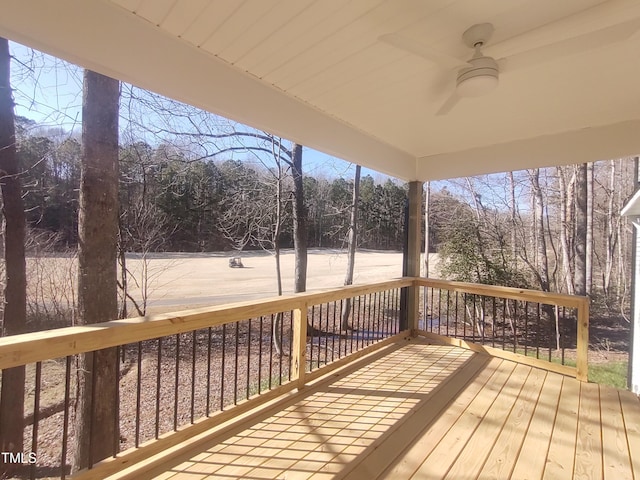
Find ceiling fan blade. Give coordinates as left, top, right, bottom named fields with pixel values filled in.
left=496, top=17, right=640, bottom=73
left=436, top=91, right=461, bottom=116
left=379, top=33, right=469, bottom=70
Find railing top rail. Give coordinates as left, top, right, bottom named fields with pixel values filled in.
left=416, top=277, right=589, bottom=309
left=0, top=278, right=412, bottom=370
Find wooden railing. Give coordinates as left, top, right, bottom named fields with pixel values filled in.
left=0, top=279, right=411, bottom=479
left=0, top=277, right=589, bottom=479
left=415, top=278, right=590, bottom=382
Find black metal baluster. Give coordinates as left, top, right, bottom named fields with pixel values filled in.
left=191, top=330, right=197, bottom=423
left=136, top=341, right=142, bottom=447
left=502, top=298, right=507, bottom=351
left=481, top=296, right=486, bottom=345
left=317, top=304, right=323, bottom=369
left=221, top=323, right=227, bottom=409
left=514, top=300, right=519, bottom=353
left=258, top=316, right=263, bottom=394
left=561, top=307, right=566, bottom=365
left=437, top=289, right=443, bottom=335
left=88, top=352, right=97, bottom=467
left=524, top=302, right=529, bottom=357
left=206, top=328, right=212, bottom=415
left=174, top=334, right=180, bottom=431
left=454, top=292, right=459, bottom=339
left=324, top=303, right=330, bottom=364
left=331, top=301, right=341, bottom=362
left=30, top=362, right=42, bottom=480
left=61, top=356, right=72, bottom=479
left=536, top=304, right=541, bottom=359
left=279, top=314, right=284, bottom=385
left=247, top=319, right=252, bottom=399
left=492, top=297, right=497, bottom=348
left=234, top=321, right=240, bottom=405
left=155, top=338, right=162, bottom=437
left=114, top=346, right=120, bottom=457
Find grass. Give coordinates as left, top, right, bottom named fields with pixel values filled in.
left=587, top=361, right=628, bottom=389
left=502, top=346, right=628, bottom=389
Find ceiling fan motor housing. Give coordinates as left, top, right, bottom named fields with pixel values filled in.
left=456, top=56, right=499, bottom=97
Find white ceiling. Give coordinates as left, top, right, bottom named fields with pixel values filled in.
left=1, top=0, right=640, bottom=180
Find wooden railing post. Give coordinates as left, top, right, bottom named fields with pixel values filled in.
left=291, top=304, right=307, bottom=389
left=576, top=297, right=590, bottom=382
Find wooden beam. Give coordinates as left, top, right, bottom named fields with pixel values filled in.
left=407, top=181, right=423, bottom=332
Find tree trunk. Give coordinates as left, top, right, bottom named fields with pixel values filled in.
left=507, top=172, right=517, bottom=267
left=529, top=169, right=550, bottom=291
left=341, top=165, right=361, bottom=330
left=0, top=37, right=27, bottom=472
left=73, top=70, right=120, bottom=472
left=585, top=162, right=594, bottom=295
left=291, top=143, right=307, bottom=293
left=557, top=167, right=575, bottom=294
left=272, top=158, right=284, bottom=355
left=574, top=163, right=588, bottom=296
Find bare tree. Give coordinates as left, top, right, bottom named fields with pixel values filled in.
left=574, top=163, right=588, bottom=296
left=557, top=166, right=576, bottom=294
left=291, top=143, right=307, bottom=293
left=528, top=169, right=550, bottom=292
left=73, top=70, right=120, bottom=471
left=0, top=37, right=27, bottom=472
left=341, top=165, right=361, bottom=330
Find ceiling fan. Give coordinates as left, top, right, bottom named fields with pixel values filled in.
left=380, top=16, right=640, bottom=115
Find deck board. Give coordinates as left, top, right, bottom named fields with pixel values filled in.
left=443, top=363, right=532, bottom=479
left=574, top=382, right=603, bottom=480
left=543, top=377, right=581, bottom=479
left=121, top=339, right=640, bottom=480
left=477, top=365, right=547, bottom=479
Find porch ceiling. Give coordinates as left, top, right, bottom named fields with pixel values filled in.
left=1, top=0, right=640, bottom=181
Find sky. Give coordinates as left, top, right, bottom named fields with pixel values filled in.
left=9, top=41, right=392, bottom=184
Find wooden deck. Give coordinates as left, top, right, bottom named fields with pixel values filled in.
left=125, top=339, right=640, bottom=480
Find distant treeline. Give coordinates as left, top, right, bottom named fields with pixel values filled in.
left=17, top=119, right=407, bottom=253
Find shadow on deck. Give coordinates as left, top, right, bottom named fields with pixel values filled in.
left=117, top=338, right=640, bottom=480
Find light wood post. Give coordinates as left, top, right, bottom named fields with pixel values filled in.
left=291, top=305, right=307, bottom=389
left=407, top=181, right=423, bottom=332
left=576, top=297, right=590, bottom=382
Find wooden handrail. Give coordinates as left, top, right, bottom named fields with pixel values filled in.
left=415, top=278, right=588, bottom=309
left=0, top=277, right=589, bottom=380
left=0, top=279, right=413, bottom=370
left=415, top=277, right=590, bottom=382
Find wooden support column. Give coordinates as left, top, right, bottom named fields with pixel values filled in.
left=407, top=181, right=423, bottom=333
left=291, top=305, right=307, bottom=389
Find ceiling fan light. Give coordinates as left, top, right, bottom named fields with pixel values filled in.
left=456, top=72, right=499, bottom=97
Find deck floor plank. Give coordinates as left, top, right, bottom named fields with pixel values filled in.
left=340, top=353, right=491, bottom=480
left=410, top=359, right=517, bottom=479
left=122, top=340, right=640, bottom=480
left=502, top=369, right=563, bottom=480
left=477, top=365, right=547, bottom=479
left=619, top=389, right=640, bottom=479
left=543, top=377, right=581, bottom=479
left=372, top=357, right=504, bottom=480
left=601, top=386, right=634, bottom=480
left=574, top=381, right=603, bottom=480
left=443, top=363, right=532, bottom=480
